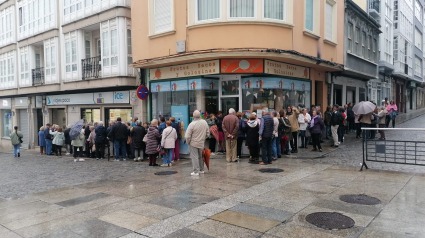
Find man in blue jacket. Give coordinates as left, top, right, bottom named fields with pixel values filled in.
left=259, top=108, right=274, bottom=165
left=158, top=117, right=166, bottom=134
left=44, top=123, right=53, bottom=155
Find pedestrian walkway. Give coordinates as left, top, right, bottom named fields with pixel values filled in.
left=0, top=155, right=424, bottom=238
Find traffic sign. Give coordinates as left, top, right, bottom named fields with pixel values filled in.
left=137, top=85, right=149, bottom=100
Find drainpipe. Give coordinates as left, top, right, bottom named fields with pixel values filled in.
left=329, top=73, right=334, bottom=106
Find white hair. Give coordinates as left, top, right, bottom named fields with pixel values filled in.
left=262, top=107, right=268, bottom=112
left=228, top=108, right=235, bottom=115
left=193, top=110, right=201, bottom=119
left=98, top=121, right=104, bottom=126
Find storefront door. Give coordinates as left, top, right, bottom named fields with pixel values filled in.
left=81, top=108, right=101, bottom=124
left=105, top=108, right=132, bottom=123
left=219, top=76, right=241, bottom=114
left=221, top=98, right=239, bottom=115
left=18, top=109, right=29, bottom=149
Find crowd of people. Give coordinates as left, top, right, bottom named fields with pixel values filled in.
left=10, top=99, right=399, bottom=175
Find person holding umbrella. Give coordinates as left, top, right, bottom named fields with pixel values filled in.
left=186, top=110, right=210, bottom=176
left=353, top=101, right=376, bottom=139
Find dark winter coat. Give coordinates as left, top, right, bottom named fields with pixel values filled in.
left=171, top=122, right=181, bottom=139
left=107, top=121, right=129, bottom=141
left=245, top=120, right=259, bottom=147
left=310, top=116, right=325, bottom=134
left=277, top=118, right=284, bottom=138
left=64, top=128, right=71, bottom=144
left=85, top=126, right=91, bottom=139
left=237, top=119, right=246, bottom=138
left=347, top=107, right=355, bottom=119
left=216, top=116, right=223, bottom=132
left=324, top=111, right=332, bottom=126
left=131, top=125, right=146, bottom=149
left=145, top=126, right=161, bottom=155
left=94, top=126, right=107, bottom=144
left=260, top=114, right=274, bottom=138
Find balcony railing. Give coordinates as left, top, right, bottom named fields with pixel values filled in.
left=82, top=56, right=101, bottom=80
left=32, top=67, right=44, bottom=86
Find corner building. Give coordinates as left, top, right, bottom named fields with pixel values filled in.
left=132, top=0, right=345, bottom=155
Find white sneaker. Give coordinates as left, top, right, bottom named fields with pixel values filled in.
left=66, top=153, right=70, bottom=155
left=168, top=163, right=172, bottom=167
left=114, top=159, right=120, bottom=162
left=160, top=164, right=168, bottom=167
left=134, top=158, right=137, bottom=161
left=137, top=157, right=141, bottom=161
left=123, top=158, right=126, bottom=161
left=79, top=158, right=85, bottom=162
left=74, top=159, right=77, bottom=162
left=191, top=172, right=199, bottom=176
left=199, top=171, right=205, bottom=174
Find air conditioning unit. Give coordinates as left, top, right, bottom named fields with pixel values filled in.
left=176, top=40, right=186, bottom=53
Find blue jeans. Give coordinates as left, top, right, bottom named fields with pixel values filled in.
left=326, top=125, right=331, bottom=139
left=300, top=130, right=308, bottom=147
left=163, top=149, right=173, bottom=164
left=271, top=137, right=277, bottom=158
left=286, top=141, right=291, bottom=153
left=45, top=139, right=52, bottom=155
left=338, top=126, right=344, bottom=142
left=261, top=137, right=273, bottom=164
left=275, top=136, right=281, bottom=157
left=13, top=144, right=20, bottom=157
left=114, top=140, right=127, bottom=160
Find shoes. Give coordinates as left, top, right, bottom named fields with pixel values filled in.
left=79, top=158, right=85, bottom=162
left=100, top=158, right=104, bottom=160
left=96, top=158, right=100, bottom=160
left=278, top=155, right=281, bottom=158
left=149, top=163, right=153, bottom=166
left=291, top=149, right=296, bottom=153
left=153, top=164, right=159, bottom=166
left=287, top=152, right=291, bottom=155
left=211, top=153, right=216, bottom=156
left=199, top=171, right=205, bottom=174
left=312, top=149, right=317, bottom=151
left=114, top=159, right=120, bottom=162
left=74, top=159, right=77, bottom=162
left=191, top=172, right=199, bottom=176
left=304, top=146, right=308, bottom=149
left=299, top=146, right=305, bottom=149
left=293, top=150, right=298, bottom=153
left=123, top=158, right=126, bottom=161
left=268, top=162, right=273, bottom=164
left=379, top=138, right=386, bottom=140
left=259, top=162, right=267, bottom=165
left=319, top=149, right=323, bottom=152
left=160, top=164, right=168, bottom=167
left=18, top=153, right=20, bottom=157
left=168, top=163, right=172, bottom=167
left=66, top=153, right=70, bottom=155
left=134, top=158, right=137, bottom=161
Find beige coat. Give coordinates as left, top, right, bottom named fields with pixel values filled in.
left=161, top=126, right=177, bottom=149
left=377, top=109, right=387, bottom=124
left=186, top=119, right=210, bottom=149
left=288, top=109, right=300, bottom=132
left=359, top=112, right=374, bottom=124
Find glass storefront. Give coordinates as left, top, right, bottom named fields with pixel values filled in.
left=105, top=108, right=132, bottom=123
left=81, top=108, right=101, bottom=123
left=2, top=109, right=12, bottom=137
left=52, top=108, right=66, bottom=128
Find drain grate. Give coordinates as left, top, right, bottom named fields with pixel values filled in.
left=258, top=168, right=284, bottom=173
left=339, top=194, right=381, bottom=205
left=154, top=171, right=178, bottom=176
left=305, top=212, right=355, bottom=230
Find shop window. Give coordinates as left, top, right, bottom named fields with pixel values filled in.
left=197, top=0, right=220, bottom=21
left=81, top=108, right=101, bottom=124
left=241, top=77, right=311, bottom=113
left=106, top=108, right=132, bottom=123
left=2, top=109, right=12, bottom=137
left=221, top=80, right=240, bottom=96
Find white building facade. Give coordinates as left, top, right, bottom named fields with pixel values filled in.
left=0, top=0, right=141, bottom=151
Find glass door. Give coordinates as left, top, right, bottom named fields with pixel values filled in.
left=219, top=75, right=241, bottom=115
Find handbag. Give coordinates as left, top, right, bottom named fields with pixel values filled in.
left=16, top=131, right=23, bottom=144
left=143, top=134, right=148, bottom=143
left=156, top=144, right=166, bottom=155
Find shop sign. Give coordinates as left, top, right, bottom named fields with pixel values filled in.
left=14, top=97, right=29, bottom=107
left=0, top=98, right=11, bottom=109
left=149, top=60, right=219, bottom=80
left=130, top=90, right=138, bottom=105
left=35, top=96, right=43, bottom=108
left=264, top=60, right=310, bottom=79
left=46, top=93, right=94, bottom=105
left=94, top=92, right=114, bottom=104
left=113, top=91, right=130, bottom=104
left=221, top=59, right=264, bottom=73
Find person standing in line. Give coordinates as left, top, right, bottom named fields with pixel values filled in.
left=286, top=106, right=300, bottom=153
left=310, top=111, right=325, bottom=152
left=185, top=110, right=210, bottom=176
left=125, top=122, right=133, bottom=160
left=131, top=120, right=146, bottom=162
left=386, top=100, right=398, bottom=128
left=279, top=109, right=292, bottom=156
left=87, top=126, right=97, bottom=158
left=161, top=121, right=177, bottom=167
left=170, top=117, right=181, bottom=161
left=222, top=108, right=239, bottom=162
left=236, top=112, right=246, bottom=159
left=44, top=124, right=53, bottom=155
left=298, top=108, right=311, bottom=149
left=158, top=117, right=166, bottom=134
left=107, top=120, right=115, bottom=157
left=38, top=126, right=46, bottom=155
left=107, top=117, right=129, bottom=161
left=271, top=111, right=280, bottom=160
left=377, top=107, right=387, bottom=140
left=330, top=105, right=342, bottom=147
left=64, top=125, right=73, bottom=155
left=72, top=129, right=85, bottom=162
left=95, top=121, right=107, bottom=160
left=216, top=111, right=226, bottom=154
left=359, top=111, right=374, bottom=140
left=245, top=114, right=260, bottom=163
left=347, top=103, right=355, bottom=132
left=324, top=106, right=332, bottom=140
left=370, top=107, right=379, bottom=139
left=51, top=127, right=65, bottom=156
left=206, top=113, right=217, bottom=155
left=10, top=126, right=23, bottom=157
left=355, top=112, right=362, bottom=139
left=142, top=122, right=149, bottom=160
left=145, top=120, right=161, bottom=166
left=338, top=108, right=346, bottom=143
left=259, top=108, right=274, bottom=165
left=132, top=117, right=138, bottom=127
left=84, top=122, right=92, bottom=157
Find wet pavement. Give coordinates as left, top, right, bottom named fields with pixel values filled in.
left=0, top=108, right=425, bottom=237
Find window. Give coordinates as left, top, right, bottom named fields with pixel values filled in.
left=305, top=0, right=313, bottom=31
left=229, top=0, right=255, bottom=18
left=373, top=39, right=377, bottom=62
left=85, top=40, right=91, bottom=59
left=415, top=56, right=422, bottom=76
left=2, top=109, right=12, bottom=137
left=264, top=0, right=285, bottom=21
left=102, top=31, right=109, bottom=66
left=45, top=42, right=56, bottom=76
left=64, top=32, right=77, bottom=75
left=368, top=35, right=372, bottom=60
left=325, top=2, right=333, bottom=40
left=347, top=22, right=353, bottom=52
left=127, top=29, right=133, bottom=65
left=394, top=36, right=398, bottom=61
left=154, top=0, right=172, bottom=34
left=415, top=28, right=422, bottom=50
left=110, top=29, right=118, bottom=65
left=0, top=6, right=15, bottom=47
left=197, top=0, right=220, bottom=21
left=0, top=51, right=15, bottom=90
left=64, top=0, right=83, bottom=16
left=355, top=27, right=360, bottom=55
left=415, top=0, right=422, bottom=22
left=19, top=46, right=30, bottom=86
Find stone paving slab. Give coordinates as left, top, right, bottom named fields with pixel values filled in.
left=66, top=218, right=131, bottom=238
left=229, top=202, right=293, bottom=222
left=98, top=210, right=158, bottom=231
left=56, top=193, right=110, bottom=207
left=209, top=210, right=281, bottom=233
left=163, top=227, right=215, bottom=238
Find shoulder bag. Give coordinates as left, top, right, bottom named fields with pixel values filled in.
left=16, top=131, right=23, bottom=144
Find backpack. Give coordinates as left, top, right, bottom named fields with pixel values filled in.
left=281, top=118, right=291, bottom=134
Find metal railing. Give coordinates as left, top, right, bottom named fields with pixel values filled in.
left=32, top=67, right=44, bottom=86
left=82, top=55, right=101, bottom=80
left=369, top=0, right=380, bottom=12
left=361, top=128, right=425, bottom=170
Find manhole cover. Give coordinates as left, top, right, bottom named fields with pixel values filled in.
left=154, top=171, right=178, bottom=176
left=305, top=212, right=355, bottom=230
left=339, top=194, right=381, bottom=205
left=258, top=168, right=284, bottom=173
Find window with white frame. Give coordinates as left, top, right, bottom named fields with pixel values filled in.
left=0, top=6, right=14, bottom=47
left=63, top=0, right=83, bottom=16
left=305, top=0, right=314, bottom=31
left=19, top=46, right=30, bottom=86
left=101, top=19, right=118, bottom=69
left=229, top=0, right=256, bottom=18
left=0, top=50, right=15, bottom=90
left=263, top=0, right=285, bottom=21
left=154, top=0, right=172, bottom=34
left=45, top=41, right=56, bottom=76
left=415, top=28, right=422, bottom=50
left=347, top=22, right=353, bottom=52
left=394, top=36, right=398, bottom=61
left=325, top=1, right=334, bottom=41
left=197, top=0, right=220, bottom=21
left=415, top=56, right=422, bottom=76
left=18, top=0, right=55, bottom=35
left=415, top=0, right=422, bottom=22
left=127, top=29, right=132, bottom=65
left=64, top=32, right=77, bottom=74
left=385, top=0, right=391, bottom=19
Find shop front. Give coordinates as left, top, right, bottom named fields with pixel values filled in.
left=332, top=76, right=367, bottom=106
left=148, top=59, right=314, bottom=155
left=0, top=98, right=12, bottom=143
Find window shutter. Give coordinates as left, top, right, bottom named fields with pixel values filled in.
left=325, top=3, right=332, bottom=40
left=154, top=0, right=172, bottom=33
